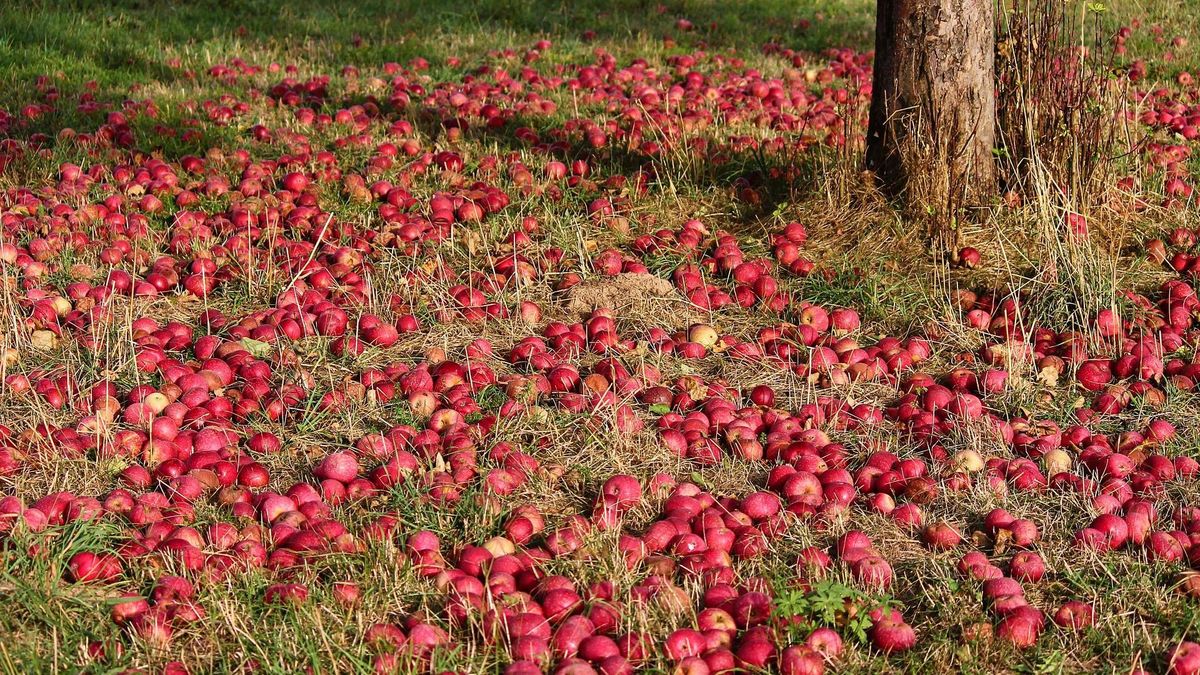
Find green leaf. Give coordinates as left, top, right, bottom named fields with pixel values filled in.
left=240, top=338, right=272, bottom=358
left=649, top=403, right=671, bottom=415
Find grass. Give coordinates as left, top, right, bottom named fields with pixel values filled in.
left=0, top=0, right=874, bottom=105
left=1, top=0, right=1200, bottom=673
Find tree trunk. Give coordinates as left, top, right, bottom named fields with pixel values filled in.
left=866, top=0, right=996, bottom=254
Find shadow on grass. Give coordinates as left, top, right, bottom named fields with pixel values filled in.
left=0, top=0, right=871, bottom=210
left=0, top=0, right=874, bottom=96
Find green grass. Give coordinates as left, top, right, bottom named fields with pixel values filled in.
left=0, top=0, right=874, bottom=106
left=3, top=0, right=1194, bottom=114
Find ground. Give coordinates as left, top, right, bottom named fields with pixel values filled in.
left=2, top=0, right=1200, bottom=674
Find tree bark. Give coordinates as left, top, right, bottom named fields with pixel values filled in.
left=866, top=0, right=996, bottom=252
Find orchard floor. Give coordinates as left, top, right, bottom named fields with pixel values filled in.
left=3, top=1, right=1200, bottom=673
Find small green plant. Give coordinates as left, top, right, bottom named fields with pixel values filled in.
left=772, top=579, right=899, bottom=645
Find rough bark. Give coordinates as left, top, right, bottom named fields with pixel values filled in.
left=866, top=0, right=996, bottom=252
